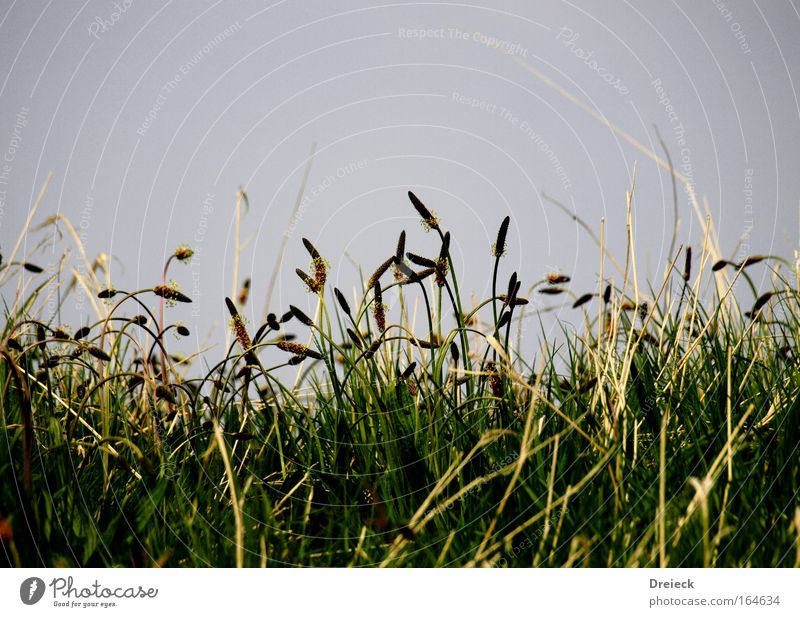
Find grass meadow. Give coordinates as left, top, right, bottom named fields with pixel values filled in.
left=1, top=176, right=799, bottom=568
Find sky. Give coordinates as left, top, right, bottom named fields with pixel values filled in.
left=1, top=0, right=799, bottom=361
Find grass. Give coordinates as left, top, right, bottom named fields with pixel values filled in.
left=1, top=180, right=799, bottom=568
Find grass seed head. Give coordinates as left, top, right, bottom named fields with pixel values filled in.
left=296, top=268, right=319, bottom=294
left=740, top=255, right=766, bottom=268
left=493, top=216, right=510, bottom=257
left=154, top=282, right=192, bottom=304
left=276, top=340, right=322, bottom=360
left=334, top=287, right=351, bottom=316
left=346, top=328, right=363, bottom=350
left=395, top=230, right=406, bottom=261
left=367, top=256, right=394, bottom=290
left=267, top=313, right=281, bottom=330
left=225, top=297, right=252, bottom=350
left=238, top=278, right=251, bottom=305
left=373, top=281, right=386, bottom=332
left=289, top=305, right=314, bottom=327
left=573, top=293, right=593, bottom=308
left=301, top=238, right=321, bottom=261
left=683, top=246, right=692, bottom=282
left=408, top=190, right=440, bottom=231
left=546, top=273, right=570, bottom=285
left=406, top=252, right=436, bottom=268
left=173, top=244, right=194, bottom=263
left=23, top=262, right=44, bottom=273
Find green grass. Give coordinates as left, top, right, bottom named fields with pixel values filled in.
left=1, top=187, right=799, bottom=567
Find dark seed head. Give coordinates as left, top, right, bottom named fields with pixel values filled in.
left=296, top=268, right=319, bottom=293
left=238, top=278, right=251, bottom=305
left=573, top=293, right=593, bottom=309
left=155, top=384, right=176, bottom=404
left=395, top=231, right=406, bottom=261
left=334, top=288, right=351, bottom=316
left=276, top=340, right=322, bottom=360
left=506, top=273, right=517, bottom=304
left=225, top=297, right=238, bottom=317
left=450, top=341, right=459, bottom=365
left=176, top=325, right=190, bottom=336
left=154, top=285, right=191, bottom=303
left=400, top=362, right=416, bottom=380
left=397, top=525, right=416, bottom=541
left=393, top=257, right=415, bottom=280
left=439, top=232, right=451, bottom=261
left=289, top=305, right=314, bottom=327
left=267, top=313, right=281, bottom=330
left=712, top=259, right=729, bottom=272
left=408, top=191, right=439, bottom=231
left=740, top=255, right=766, bottom=268
left=131, top=315, right=148, bottom=326
left=23, top=262, right=43, bottom=273
left=539, top=287, right=566, bottom=296
left=546, top=273, right=570, bottom=285
left=346, top=328, right=363, bottom=350
left=74, top=326, right=91, bottom=340
left=98, top=288, right=117, bottom=299
left=301, top=238, right=321, bottom=261
left=367, top=256, right=395, bottom=290
left=52, top=328, right=69, bottom=341
left=373, top=281, right=386, bottom=332
left=87, top=346, right=111, bottom=362
left=225, top=297, right=252, bottom=349
left=494, top=216, right=510, bottom=258
left=414, top=267, right=436, bottom=282
left=683, top=246, right=692, bottom=282
left=252, top=323, right=269, bottom=343
left=363, top=339, right=382, bottom=360
left=752, top=291, right=775, bottom=314
left=603, top=284, right=612, bottom=304
left=499, top=294, right=529, bottom=306
left=406, top=252, right=436, bottom=268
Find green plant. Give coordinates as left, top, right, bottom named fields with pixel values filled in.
left=1, top=184, right=799, bottom=568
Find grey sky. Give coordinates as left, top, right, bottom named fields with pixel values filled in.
left=1, top=1, right=798, bottom=358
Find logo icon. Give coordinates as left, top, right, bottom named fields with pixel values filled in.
left=20, top=577, right=46, bottom=605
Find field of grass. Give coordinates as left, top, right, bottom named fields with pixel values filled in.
left=1, top=183, right=799, bottom=567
